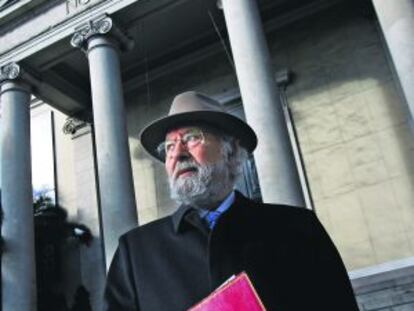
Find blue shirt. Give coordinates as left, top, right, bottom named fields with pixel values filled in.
left=198, top=191, right=235, bottom=229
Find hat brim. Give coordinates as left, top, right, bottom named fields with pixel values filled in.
left=140, top=110, right=257, bottom=162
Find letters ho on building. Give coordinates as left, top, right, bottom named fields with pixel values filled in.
left=0, top=0, right=414, bottom=310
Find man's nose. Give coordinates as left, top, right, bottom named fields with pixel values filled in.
left=170, top=141, right=190, bottom=161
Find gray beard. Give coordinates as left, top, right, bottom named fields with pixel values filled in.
left=168, top=159, right=233, bottom=209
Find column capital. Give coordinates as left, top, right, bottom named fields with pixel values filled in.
left=0, top=63, right=21, bottom=83
left=0, top=62, right=37, bottom=94
left=62, top=111, right=93, bottom=136
left=0, top=62, right=34, bottom=95
left=71, top=15, right=134, bottom=52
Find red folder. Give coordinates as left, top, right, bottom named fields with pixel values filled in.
left=188, top=272, right=267, bottom=311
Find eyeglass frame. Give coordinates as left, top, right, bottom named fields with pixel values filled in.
left=156, top=127, right=206, bottom=159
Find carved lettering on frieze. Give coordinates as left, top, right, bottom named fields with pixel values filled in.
left=0, top=0, right=16, bottom=9
left=66, top=0, right=93, bottom=15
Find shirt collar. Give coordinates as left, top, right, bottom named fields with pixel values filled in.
left=171, top=191, right=236, bottom=233
left=198, top=191, right=235, bottom=218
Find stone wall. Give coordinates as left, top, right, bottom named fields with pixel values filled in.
left=284, top=3, right=414, bottom=270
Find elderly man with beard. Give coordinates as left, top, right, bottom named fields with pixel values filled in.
left=103, top=91, right=359, bottom=311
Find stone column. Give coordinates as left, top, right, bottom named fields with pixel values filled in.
left=221, top=0, right=304, bottom=206
left=0, top=63, right=36, bottom=311
left=71, top=16, right=138, bottom=268
left=372, top=0, right=414, bottom=124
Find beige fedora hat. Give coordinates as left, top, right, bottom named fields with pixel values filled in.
left=140, top=91, right=257, bottom=161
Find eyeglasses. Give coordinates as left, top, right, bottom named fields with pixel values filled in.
left=157, top=128, right=205, bottom=159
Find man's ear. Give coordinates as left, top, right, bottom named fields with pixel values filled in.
left=228, top=139, right=240, bottom=158
left=235, top=139, right=241, bottom=148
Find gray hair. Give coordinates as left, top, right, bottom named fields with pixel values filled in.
left=218, top=133, right=248, bottom=186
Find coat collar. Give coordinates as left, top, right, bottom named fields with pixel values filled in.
left=171, top=204, right=193, bottom=233
left=171, top=191, right=254, bottom=233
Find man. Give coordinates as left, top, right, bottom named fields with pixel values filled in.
left=104, top=91, right=359, bottom=310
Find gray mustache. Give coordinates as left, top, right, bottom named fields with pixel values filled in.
left=173, top=161, right=199, bottom=175
left=174, top=161, right=198, bottom=173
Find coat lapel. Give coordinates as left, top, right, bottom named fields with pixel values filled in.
left=207, top=192, right=257, bottom=289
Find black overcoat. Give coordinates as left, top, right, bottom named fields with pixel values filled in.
left=104, top=192, right=359, bottom=311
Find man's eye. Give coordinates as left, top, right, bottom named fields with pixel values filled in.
left=165, top=142, right=175, bottom=151
left=184, top=133, right=200, bottom=142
